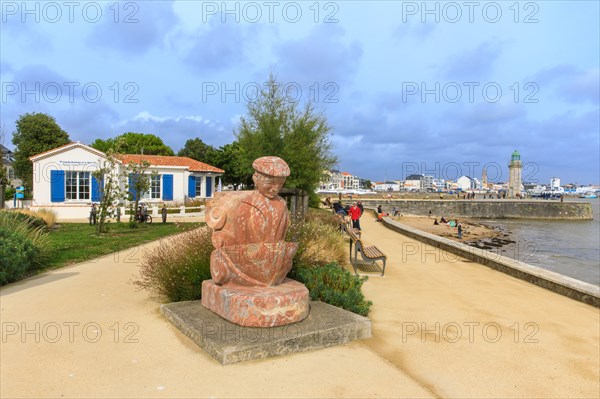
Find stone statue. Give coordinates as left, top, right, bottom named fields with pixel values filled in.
left=202, top=156, right=309, bottom=327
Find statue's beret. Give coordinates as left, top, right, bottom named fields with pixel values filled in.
left=252, top=156, right=290, bottom=177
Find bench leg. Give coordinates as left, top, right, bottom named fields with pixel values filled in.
left=381, top=258, right=387, bottom=276
left=354, top=247, right=360, bottom=276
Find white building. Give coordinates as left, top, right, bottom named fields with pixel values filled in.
left=404, top=174, right=433, bottom=191
left=457, top=176, right=478, bottom=190
left=432, top=178, right=451, bottom=191
left=29, top=142, right=223, bottom=219
left=319, top=170, right=344, bottom=191
left=374, top=181, right=400, bottom=191
left=341, top=172, right=360, bottom=190
left=550, top=177, right=561, bottom=190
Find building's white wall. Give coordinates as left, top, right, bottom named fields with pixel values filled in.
left=404, top=179, right=421, bottom=190
left=32, top=147, right=104, bottom=206
left=456, top=176, right=481, bottom=190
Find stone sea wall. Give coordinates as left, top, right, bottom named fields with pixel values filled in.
left=358, top=200, right=593, bottom=220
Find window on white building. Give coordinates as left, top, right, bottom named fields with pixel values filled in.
left=143, top=175, right=161, bottom=199
left=66, top=171, right=90, bottom=200
left=150, top=175, right=161, bottom=199
left=195, top=176, right=203, bottom=197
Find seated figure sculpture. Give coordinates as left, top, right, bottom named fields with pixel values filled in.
left=201, top=156, right=310, bottom=327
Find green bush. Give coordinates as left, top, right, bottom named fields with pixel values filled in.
left=135, top=227, right=213, bottom=302
left=292, top=262, right=372, bottom=316
left=0, top=227, right=47, bottom=285
left=0, top=228, right=39, bottom=284
left=308, top=191, right=322, bottom=208
left=4, top=186, right=16, bottom=201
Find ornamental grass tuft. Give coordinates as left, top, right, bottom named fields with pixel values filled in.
left=287, top=210, right=346, bottom=270
left=134, top=226, right=213, bottom=302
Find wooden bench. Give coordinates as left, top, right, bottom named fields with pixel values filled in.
left=342, top=221, right=362, bottom=238
left=347, top=228, right=387, bottom=276
left=335, top=214, right=361, bottom=238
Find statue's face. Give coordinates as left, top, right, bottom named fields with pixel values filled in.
left=254, top=173, right=285, bottom=199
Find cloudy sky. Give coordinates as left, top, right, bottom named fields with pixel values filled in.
left=1, top=1, right=598, bottom=185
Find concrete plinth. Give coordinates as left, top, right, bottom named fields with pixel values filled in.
left=160, top=300, right=372, bottom=365
left=201, top=278, right=309, bottom=327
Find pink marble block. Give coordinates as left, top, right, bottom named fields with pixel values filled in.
left=202, top=279, right=310, bottom=327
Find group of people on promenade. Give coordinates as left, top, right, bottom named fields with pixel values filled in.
left=332, top=199, right=364, bottom=230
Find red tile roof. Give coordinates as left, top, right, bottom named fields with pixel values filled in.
left=116, top=154, right=224, bottom=173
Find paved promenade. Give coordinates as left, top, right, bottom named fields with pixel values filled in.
left=1, top=214, right=598, bottom=398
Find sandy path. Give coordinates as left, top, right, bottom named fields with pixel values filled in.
left=1, top=216, right=599, bottom=398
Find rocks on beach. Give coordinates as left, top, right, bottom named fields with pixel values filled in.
left=390, top=215, right=515, bottom=250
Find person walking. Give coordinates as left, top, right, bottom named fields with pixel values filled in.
left=457, top=221, right=463, bottom=239
left=161, top=204, right=167, bottom=223
left=89, top=203, right=97, bottom=226
left=349, top=202, right=362, bottom=231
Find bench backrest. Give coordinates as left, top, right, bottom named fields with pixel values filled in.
left=347, top=227, right=361, bottom=244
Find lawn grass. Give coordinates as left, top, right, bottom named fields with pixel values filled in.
left=45, top=222, right=202, bottom=270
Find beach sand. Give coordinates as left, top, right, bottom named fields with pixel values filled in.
left=389, top=215, right=516, bottom=251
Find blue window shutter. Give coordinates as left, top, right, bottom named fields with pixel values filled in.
left=129, top=174, right=138, bottom=201
left=162, top=174, right=173, bottom=200
left=91, top=176, right=103, bottom=202
left=50, top=170, right=65, bottom=202
left=205, top=176, right=212, bottom=197
left=188, top=176, right=196, bottom=198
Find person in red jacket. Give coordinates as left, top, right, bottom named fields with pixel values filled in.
left=349, top=202, right=362, bottom=231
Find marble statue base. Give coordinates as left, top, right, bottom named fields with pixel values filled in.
left=201, top=278, right=310, bottom=327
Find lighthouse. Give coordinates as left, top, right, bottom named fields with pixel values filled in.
left=508, top=150, right=522, bottom=198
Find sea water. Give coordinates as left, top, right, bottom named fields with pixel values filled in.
left=484, top=198, right=600, bottom=286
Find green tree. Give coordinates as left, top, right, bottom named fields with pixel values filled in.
left=177, top=138, right=216, bottom=163
left=12, top=113, right=70, bottom=191
left=210, top=141, right=253, bottom=188
left=91, top=132, right=174, bottom=156
left=125, top=160, right=157, bottom=227
left=363, top=179, right=372, bottom=189
left=92, top=149, right=127, bottom=234
left=236, top=74, right=337, bottom=193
